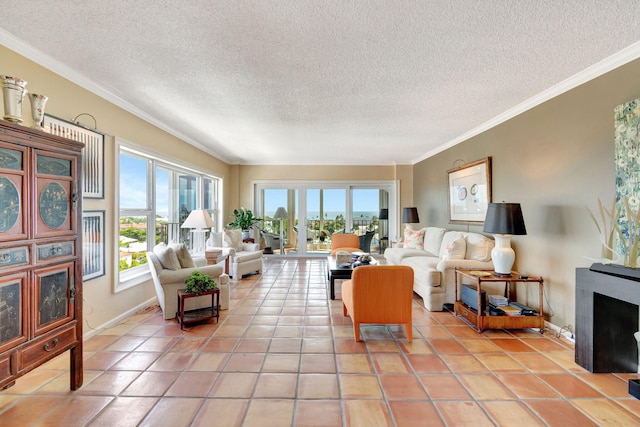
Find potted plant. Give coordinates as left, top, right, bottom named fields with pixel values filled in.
left=227, top=208, right=262, bottom=240
left=185, top=271, right=217, bottom=295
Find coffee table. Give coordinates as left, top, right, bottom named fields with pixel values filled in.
left=326, top=256, right=376, bottom=299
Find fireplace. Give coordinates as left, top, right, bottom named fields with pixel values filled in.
left=576, top=267, right=640, bottom=373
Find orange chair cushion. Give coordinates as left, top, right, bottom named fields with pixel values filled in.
left=331, top=233, right=361, bottom=255
left=342, top=265, right=414, bottom=341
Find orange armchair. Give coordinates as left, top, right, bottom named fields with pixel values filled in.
left=331, top=233, right=361, bottom=255
left=342, top=265, right=414, bottom=342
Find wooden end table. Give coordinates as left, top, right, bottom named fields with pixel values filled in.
left=454, top=268, right=544, bottom=333
left=176, top=288, right=220, bottom=330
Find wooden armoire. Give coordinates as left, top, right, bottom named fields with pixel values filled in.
left=0, top=120, right=83, bottom=390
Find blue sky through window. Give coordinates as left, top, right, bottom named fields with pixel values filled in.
left=263, top=188, right=380, bottom=218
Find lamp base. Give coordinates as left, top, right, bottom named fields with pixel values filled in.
left=491, top=234, right=515, bottom=277
left=492, top=271, right=514, bottom=277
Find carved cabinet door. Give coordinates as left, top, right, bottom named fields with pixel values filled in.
left=33, top=150, right=78, bottom=239
left=0, top=143, right=28, bottom=242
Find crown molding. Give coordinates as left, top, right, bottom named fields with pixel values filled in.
left=0, top=28, right=234, bottom=164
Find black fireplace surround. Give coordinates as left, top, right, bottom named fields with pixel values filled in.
left=576, top=266, right=640, bottom=373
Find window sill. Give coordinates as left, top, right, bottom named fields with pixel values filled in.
left=116, top=267, right=151, bottom=293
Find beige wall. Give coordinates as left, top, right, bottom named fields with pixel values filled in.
left=413, top=57, right=640, bottom=329
left=2, top=46, right=232, bottom=330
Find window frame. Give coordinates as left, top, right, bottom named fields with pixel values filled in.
left=114, top=138, right=222, bottom=293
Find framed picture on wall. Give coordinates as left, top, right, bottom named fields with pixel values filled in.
left=82, top=210, right=105, bottom=281
left=43, top=114, right=105, bottom=199
left=447, top=157, right=492, bottom=224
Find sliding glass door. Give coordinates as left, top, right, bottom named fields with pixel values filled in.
left=257, top=181, right=396, bottom=257
left=306, top=189, right=346, bottom=254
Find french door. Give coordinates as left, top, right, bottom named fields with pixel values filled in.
left=256, top=181, right=397, bottom=256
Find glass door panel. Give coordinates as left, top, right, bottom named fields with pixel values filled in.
left=257, top=182, right=395, bottom=257
left=351, top=188, right=389, bottom=254
left=306, top=189, right=345, bottom=254
left=261, top=188, right=299, bottom=255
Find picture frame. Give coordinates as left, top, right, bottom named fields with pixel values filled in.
left=447, top=157, right=492, bottom=224
left=43, top=114, right=105, bottom=199
left=82, top=210, right=105, bottom=281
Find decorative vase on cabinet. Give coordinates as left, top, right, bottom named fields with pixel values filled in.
left=0, top=119, right=83, bottom=391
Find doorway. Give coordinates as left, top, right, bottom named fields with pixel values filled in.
left=256, top=182, right=396, bottom=256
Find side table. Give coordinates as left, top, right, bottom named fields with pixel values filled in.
left=454, top=269, right=544, bottom=333
left=205, top=249, right=229, bottom=275
left=177, top=288, right=220, bottom=330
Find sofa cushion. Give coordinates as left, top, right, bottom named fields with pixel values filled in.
left=401, top=256, right=441, bottom=286
left=403, top=228, right=425, bottom=249
left=384, top=248, right=432, bottom=265
left=234, top=250, right=263, bottom=263
left=423, top=227, right=446, bottom=255
left=207, top=231, right=223, bottom=247
left=153, top=243, right=181, bottom=270
left=224, top=229, right=244, bottom=251
left=465, top=233, right=494, bottom=262
left=169, top=242, right=195, bottom=268
left=439, top=231, right=465, bottom=258
left=442, top=238, right=466, bottom=260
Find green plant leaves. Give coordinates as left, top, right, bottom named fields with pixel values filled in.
left=185, top=271, right=217, bottom=295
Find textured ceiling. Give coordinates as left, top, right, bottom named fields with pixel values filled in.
left=2, top=1, right=640, bottom=165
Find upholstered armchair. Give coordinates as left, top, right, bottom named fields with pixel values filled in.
left=261, top=230, right=280, bottom=249
left=207, top=229, right=263, bottom=278
left=342, top=265, right=414, bottom=342
left=330, top=233, right=361, bottom=255
left=147, top=243, right=230, bottom=320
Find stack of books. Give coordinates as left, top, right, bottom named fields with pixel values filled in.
left=501, top=305, right=524, bottom=316
left=488, top=295, right=508, bottom=307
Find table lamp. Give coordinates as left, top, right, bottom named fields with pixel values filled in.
left=402, top=207, right=420, bottom=230
left=273, top=206, right=288, bottom=254
left=181, top=209, right=214, bottom=252
left=482, top=202, right=527, bottom=276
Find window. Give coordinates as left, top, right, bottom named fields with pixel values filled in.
left=256, top=181, right=396, bottom=256
left=117, top=141, right=221, bottom=291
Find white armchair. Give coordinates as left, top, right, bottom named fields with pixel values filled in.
left=207, top=229, right=263, bottom=279
left=147, top=244, right=230, bottom=320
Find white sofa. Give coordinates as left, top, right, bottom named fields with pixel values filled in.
left=384, top=227, right=494, bottom=311
left=206, top=229, right=263, bottom=279
left=147, top=248, right=230, bottom=320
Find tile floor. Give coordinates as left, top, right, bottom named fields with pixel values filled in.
left=1, top=258, right=639, bottom=426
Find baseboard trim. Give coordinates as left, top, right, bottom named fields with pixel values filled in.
left=83, top=297, right=158, bottom=340
left=544, top=320, right=575, bottom=344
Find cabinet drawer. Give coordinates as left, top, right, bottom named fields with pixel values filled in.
left=17, top=323, right=77, bottom=372
left=0, top=353, right=12, bottom=385
left=37, top=241, right=75, bottom=263
left=0, top=245, right=30, bottom=270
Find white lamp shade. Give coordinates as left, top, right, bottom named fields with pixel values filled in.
left=273, top=207, right=288, bottom=220
left=181, top=209, right=214, bottom=230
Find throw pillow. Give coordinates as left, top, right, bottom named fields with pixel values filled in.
left=443, top=238, right=466, bottom=260
left=169, top=242, right=196, bottom=268
left=465, top=234, right=494, bottom=262
left=207, top=231, right=223, bottom=248
left=224, top=229, right=244, bottom=251
left=403, top=228, right=425, bottom=250
left=153, top=243, right=181, bottom=270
